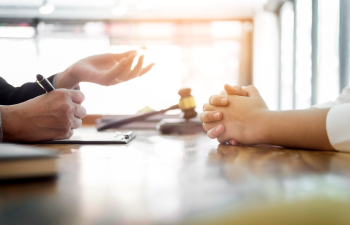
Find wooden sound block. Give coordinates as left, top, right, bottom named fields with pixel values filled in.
left=156, top=118, right=205, bottom=134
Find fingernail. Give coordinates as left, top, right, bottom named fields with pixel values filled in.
left=220, top=98, right=228, bottom=104
left=213, top=112, right=220, bottom=119
left=216, top=125, right=223, bottom=132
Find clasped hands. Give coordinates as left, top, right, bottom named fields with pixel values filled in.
left=200, top=84, right=270, bottom=146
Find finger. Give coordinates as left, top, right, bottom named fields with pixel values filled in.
left=234, top=86, right=248, bottom=96
left=207, top=124, right=225, bottom=139
left=106, top=58, right=127, bottom=84
left=209, top=95, right=228, bottom=106
left=118, top=54, right=136, bottom=80
left=224, top=84, right=248, bottom=96
left=68, top=90, right=85, bottom=104
left=71, top=118, right=82, bottom=129
left=224, top=84, right=241, bottom=95
left=220, top=90, right=228, bottom=95
left=200, top=111, right=222, bottom=123
left=113, top=50, right=137, bottom=61
left=73, top=103, right=87, bottom=119
left=140, top=63, right=155, bottom=76
left=227, top=139, right=239, bottom=146
left=126, top=55, right=144, bottom=80
left=217, top=135, right=232, bottom=144
left=245, top=85, right=261, bottom=97
left=55, top=128, right=74, bottom=140
left=202, top=103, right=218, bottom=112
left=202, top=121, right=221, bottom=131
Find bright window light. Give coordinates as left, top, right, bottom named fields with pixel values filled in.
left=0, top=21, right=244, bottom=115
left=295, top=0, right=312, bottom=109
left=318, top=0, right=340, bottom=104
left=0, top=26, right=35, bottom=38
left=112, top=5, right=128, bottom=16
left=211, top=21, right=242, bottom=38
left=280, top=2, right=294, bottom=110
left=38, top=3, right=55, bottom=15
left=137, top=0, right=156, bottom=11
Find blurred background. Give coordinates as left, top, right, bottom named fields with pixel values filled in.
left=0, top=0, right=348, bottom=114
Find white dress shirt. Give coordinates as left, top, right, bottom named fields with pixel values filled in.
left=314, top=86, right=350, bottom=152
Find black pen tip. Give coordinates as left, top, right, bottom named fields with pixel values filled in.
left=36, top=74, right=43, bottom=81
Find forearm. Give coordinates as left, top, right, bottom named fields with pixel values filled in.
left=0, top=76, right=55, bottom=105
left=263, top=108, right=334, bottom=150
left=54, top=68, right=80, bottom=89
left=0, top=105, right=21, bottom=141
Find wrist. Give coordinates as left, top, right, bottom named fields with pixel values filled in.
left=55, top=66, right=80, bottom=89
left=0, top=105, right=21, bottom=142
left=255, top=110, right=275, bottom=144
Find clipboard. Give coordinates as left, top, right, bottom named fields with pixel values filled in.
left=39, top=131, right=136, bottom=144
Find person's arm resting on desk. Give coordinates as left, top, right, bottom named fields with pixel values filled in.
left=0, top=89, right=86, bottom=142
left=0, top=51, right=154, bottom=142
left=200, top=84, right=343, bottom=151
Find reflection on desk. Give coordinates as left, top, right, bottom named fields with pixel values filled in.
left=1, top=128, right=350, bottom=225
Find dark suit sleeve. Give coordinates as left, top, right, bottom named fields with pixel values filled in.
left=0, top=75, right=56, bottom=105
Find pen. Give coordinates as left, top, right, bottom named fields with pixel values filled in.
left=36, top=74, right=55, bottom=92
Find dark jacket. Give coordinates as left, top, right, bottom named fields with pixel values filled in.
left=0, top=75, right=55, bottom=105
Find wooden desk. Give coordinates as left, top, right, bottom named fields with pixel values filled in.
left=1, top=128, right=350, bottom=225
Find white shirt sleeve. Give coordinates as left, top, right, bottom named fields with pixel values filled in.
left=325, top=86, right=350, bottom=152
left=327, top=103, right=350, bottom=152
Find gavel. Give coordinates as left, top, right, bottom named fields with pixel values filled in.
left=97, top=88, right=197, bottom=131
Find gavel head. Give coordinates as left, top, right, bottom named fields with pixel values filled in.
left=178, top=88, right=197, bottom=119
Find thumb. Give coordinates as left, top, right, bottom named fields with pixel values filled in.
left=224, top=84, right=240, bottom=95
left=220, top=90, right=228, bottom=95
left=245, top=85, right=261, bottom=97
left=224, top=84, right=248, bottom=96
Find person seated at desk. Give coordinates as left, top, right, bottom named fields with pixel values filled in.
left=0, top=51, right=154, bottom=142
left=200, top=84, right=350, bottom=152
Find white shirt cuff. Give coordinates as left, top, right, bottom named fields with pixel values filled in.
left=312, top=101, right=336, bottom=109
left=326, top=103, right=350, bottom=152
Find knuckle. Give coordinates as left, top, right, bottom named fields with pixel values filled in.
left=209, top=96, right=214, bottom=104
left=78, top=91, right=85, bottom=101
left=207, top=130, right=215, bottom=139
left=81, top=106, right=87, bottom=117
left=62, top=118, right=72, bottom=129
left=200, top=113, right=204, bottom=122
left=208, top=112, right=214, bottom=121
left=209, top=95, right=219, bottom=105
left=202, top=123, right=209, bottom=131
left=73, top=119, right=82, bottom=128
left=206, top=112, right=212, bottom=122
left=61, top=103, right=72, bottom=115
left=65, top=129, right=74, bottom=139
left=83, top=108, right=87, bottom=117
left=200, top=112, right=209, bottom=122
left=57, top=90, right=70, bottom=100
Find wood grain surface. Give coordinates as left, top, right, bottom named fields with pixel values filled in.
left=1, top=127, right=350, bottom=225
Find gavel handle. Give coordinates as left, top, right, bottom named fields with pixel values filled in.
left=97, top=104, right=179, bottom=131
